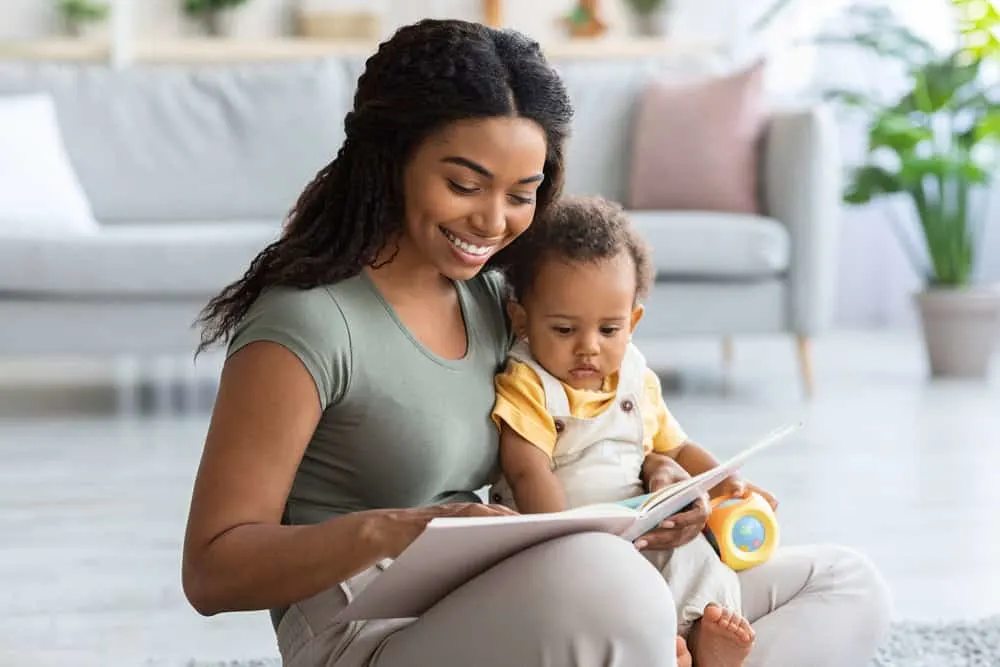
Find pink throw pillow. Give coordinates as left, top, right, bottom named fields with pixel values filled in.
left=628, top=61, right=767, bottom=214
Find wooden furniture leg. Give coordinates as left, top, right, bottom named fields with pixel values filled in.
left=483, top=0, right=503, bottom=27
left=721, top=335, right=734, bottom=395
left=796, top=334, right=815, bottom=398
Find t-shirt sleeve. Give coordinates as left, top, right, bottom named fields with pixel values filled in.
left=641, top=369, right=689, bottom=454
left=226, top=286, right=351, bottom=412
left=491, top=359, right=558, bottom=457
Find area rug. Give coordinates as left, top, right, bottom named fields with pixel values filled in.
left=184, top=616, right=1000, bottom=667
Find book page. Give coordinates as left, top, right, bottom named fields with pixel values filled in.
left=334, top=511, right=636, bottom=622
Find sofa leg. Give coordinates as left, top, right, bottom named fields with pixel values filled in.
left=795, top=334, right=815, bottom=398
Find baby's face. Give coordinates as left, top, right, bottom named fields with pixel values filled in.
left=511, top=253, right=642, bottom=391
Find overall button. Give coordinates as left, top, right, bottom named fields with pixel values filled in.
left=554, top=419, right=566, bottom=433
left=620, top=399, right=634, bottom=412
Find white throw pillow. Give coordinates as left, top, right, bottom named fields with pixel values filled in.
left=0, top=93, right=99, bottom=236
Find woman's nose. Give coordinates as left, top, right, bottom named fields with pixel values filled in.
left=470, top=197, right=506, bottom=237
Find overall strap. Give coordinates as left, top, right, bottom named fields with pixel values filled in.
left=508, top=339, right=571, bottom=416
left=615, top=342, right=649, bottom=399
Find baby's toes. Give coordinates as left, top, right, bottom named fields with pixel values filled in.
left=735, top=616, right=755, bottom=644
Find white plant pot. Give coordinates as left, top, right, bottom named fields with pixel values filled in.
left=915, top=286, right=1000, bottom=380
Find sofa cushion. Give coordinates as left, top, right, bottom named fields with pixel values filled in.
left=0, top=93, right=99, bottom=236
left=552, top=55, right=723, bottom=206
left=628, top=211, right=789, bottom=279
left=0, top=60, right=356, bottom=224
left=0, top=222, right=279, bottom=297
left=628, top=61, right=768, bottom=214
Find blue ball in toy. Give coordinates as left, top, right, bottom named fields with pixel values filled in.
left=731, top=515, right=768, bottom=553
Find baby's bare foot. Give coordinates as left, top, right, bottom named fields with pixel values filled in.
left=688, top=604, right=754, bottom=667
left=676, top=635, right=692, bottom=667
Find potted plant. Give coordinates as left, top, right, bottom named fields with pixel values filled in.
left=181, top=0, right=251, bottom=37
left=820, top=2, right=1000, bottom=379
left=57, top=0, right=110, bottom=38
left=622, top=0, right=670, bottom=37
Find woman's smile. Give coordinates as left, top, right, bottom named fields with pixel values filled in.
left=440, top=226, right=499, bottom=262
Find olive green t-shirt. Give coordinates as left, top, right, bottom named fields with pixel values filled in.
left=227, top=270, right=512, bottom=526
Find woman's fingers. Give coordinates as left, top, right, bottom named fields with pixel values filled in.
left=667, top=508, right=705, bottom=528
left=446, top=502, right=518, bottom=518
left=663, top=497, right=710, bottom=529
left=635, top=524, right=702, bottom=551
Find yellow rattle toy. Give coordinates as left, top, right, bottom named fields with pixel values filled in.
left=705, top=492, right=780, bottom=571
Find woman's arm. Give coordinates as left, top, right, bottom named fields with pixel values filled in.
left=182, top=341, right=383, bottom=615
left=182, top=341, right=507, bottom=616
left=499, top=424, right=566, bottom=513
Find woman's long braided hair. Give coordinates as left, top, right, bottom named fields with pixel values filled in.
left=196, top=19, right=573, bottom=353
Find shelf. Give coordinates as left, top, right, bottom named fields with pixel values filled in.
left=0, top=37, right=720, bottom=64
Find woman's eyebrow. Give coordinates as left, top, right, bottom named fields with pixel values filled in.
left=441, top=156, right=544, bottom=184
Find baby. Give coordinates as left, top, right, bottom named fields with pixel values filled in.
left=490, top=195, right=778, bottom=667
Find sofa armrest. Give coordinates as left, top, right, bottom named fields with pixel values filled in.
left=762, top=105, right=841, bottom=335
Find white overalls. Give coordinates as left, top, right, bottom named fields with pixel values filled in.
left=491, top=339, right=649, bottom=510
left=490, top=340, right=742, bottom=635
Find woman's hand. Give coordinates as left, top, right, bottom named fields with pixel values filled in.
left=367, top=503, right=518, bottom=560
left=634, top=453, right=710, bottom=551
left=633, top=494, right=711, bottom=552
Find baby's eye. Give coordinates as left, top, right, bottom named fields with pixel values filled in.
left=600, top=327, right=620, bottom=336
left=552, top=326, right=573, bottom=335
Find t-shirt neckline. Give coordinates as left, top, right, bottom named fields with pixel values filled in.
left=360, top=271, right=476, bottom=370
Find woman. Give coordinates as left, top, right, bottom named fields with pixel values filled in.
left=182, top=18, right=891, bottom=667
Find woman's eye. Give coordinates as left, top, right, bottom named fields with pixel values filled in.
left=508, top=194, right=536, bottom=206
left=448, top=180, right=478, bottom=195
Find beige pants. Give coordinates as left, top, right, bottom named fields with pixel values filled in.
left=644, top=533, right=743, bottom=637
left=275, top=533, right=892, bottom=667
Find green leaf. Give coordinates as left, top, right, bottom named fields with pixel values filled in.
left=909, top=54, right=982, bottom=112
left=868, top=113, right=932, bottom=156
left=844, top=165, right=903, bottom=205
left=953, top=0, right=1000, bottom=59
left=899, top=154, right=989, bottom=185
left=975, top=109, right=1000, bottom=141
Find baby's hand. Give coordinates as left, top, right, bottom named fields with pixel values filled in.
left=717, top=476, right=779, bottom=510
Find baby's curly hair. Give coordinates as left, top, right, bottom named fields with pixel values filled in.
left=502, top=195, right=654, bottom=304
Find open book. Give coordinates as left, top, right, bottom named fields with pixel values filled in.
left=334, top=421, right=802, bottom=622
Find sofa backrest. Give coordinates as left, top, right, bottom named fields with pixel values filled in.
left=0, top=59, right=363, bottom=224
left=0, top=52, right=717, bottom=224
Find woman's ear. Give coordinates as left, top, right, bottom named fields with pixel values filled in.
left=507, top=300, right=529, bottom=339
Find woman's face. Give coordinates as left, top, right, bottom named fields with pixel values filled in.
left=401, top=117, right=548, bottom=282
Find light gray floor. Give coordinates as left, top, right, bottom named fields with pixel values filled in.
left=2, top=330, right=999, bottom=667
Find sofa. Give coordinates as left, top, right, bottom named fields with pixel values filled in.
left=0, top=53, right=839, bottom=394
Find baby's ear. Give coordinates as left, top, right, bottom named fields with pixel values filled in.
left=629, top=304, right=645, bottom=334
left=507, top=300, right=529, bottom=339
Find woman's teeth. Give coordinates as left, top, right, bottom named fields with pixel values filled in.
left=443, top=229, right=492, bottom=256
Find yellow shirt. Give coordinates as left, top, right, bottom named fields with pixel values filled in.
left=491, top=358, right=689, bottom=459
